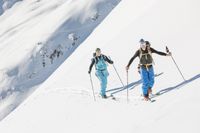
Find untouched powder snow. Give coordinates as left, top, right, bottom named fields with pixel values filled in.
left=0, top=0, right=120, bottom=120
left=0, top=0, right=22, bottom=15
left=0, top=0, right=200, bottom=133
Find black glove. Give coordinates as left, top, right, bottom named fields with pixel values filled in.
left=110, top=61, right=114, bottom=64
left=88, top=70, right=91, bottom=74
left=137, top=66, right=141, bottom=74
left=138, top=70, right=141, bottom=74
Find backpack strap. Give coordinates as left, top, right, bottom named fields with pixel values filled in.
left=94, top=55, right=106, bottom=64
left=147, top=47, right=155, bottom=65
left=94, top=56, right=98, bottom=64
left=147, top=46, right=152, bottom=56
left=102, top=55, right=109, bottom=65
left=139, top=48, right=142, bottom=59
left=102, top=55, right=108, bottom=61
left=139, top=48, right=148, bottom=60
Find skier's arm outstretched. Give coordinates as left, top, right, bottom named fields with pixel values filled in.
left=151, top=48, right=171, bottom=56
left=126, top=50, right=140, bottom=70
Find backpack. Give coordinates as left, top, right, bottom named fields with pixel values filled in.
left=139, top=46, right=155, bottom=65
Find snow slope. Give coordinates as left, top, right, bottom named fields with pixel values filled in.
left=0, top=0, right=200, bottom=133
left=0, top=0, right=120, bottom=120
left=0, top=0, right=22, bottom=15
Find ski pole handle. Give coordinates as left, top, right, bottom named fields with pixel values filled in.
left=108, top=56, right=112, bottom=61
left=166, top=46, right=170, bottom=53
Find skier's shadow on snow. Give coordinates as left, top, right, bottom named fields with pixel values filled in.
left=155, top=73, right=200, bottom=96
left=106, top=72, right=164, bottom=95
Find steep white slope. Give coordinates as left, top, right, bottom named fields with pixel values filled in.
left=0, top=0, right=22, bottom=15
left=0, top=0, right=200, bottom=133
left=0, top=0, right=120, bottom=120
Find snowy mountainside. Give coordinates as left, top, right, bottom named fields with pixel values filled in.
left=0, top=0, right=22, bottom=15
left=0, top=0, right=120, bottom=120
left=0, top=0, right=200, bottom=133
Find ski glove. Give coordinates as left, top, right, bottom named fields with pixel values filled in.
left=138, top=66, right=141, bottom=74
left=138, top=70, right=141, bottom=74
left=88, top=70, right=91, bottom=74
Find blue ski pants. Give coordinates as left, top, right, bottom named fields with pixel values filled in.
left=140, top=66, right=155, bottom=96
left=95, top=69, right=109, bottom=96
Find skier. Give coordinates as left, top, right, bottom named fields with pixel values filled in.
left=126, top=39, right=171, bottom=101
left=88, top=48, right=114, bottom=98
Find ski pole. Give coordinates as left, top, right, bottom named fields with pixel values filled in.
left=166, top=46, right=186, bottom=81
left=89, top=73, right=96, bottom=101
left=126, top=70, right=129, bottom=102
left=108, top=56, right=125, bottom=87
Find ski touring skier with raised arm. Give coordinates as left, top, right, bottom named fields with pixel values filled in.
left=88, top=48, right=114, bottom=99
left=126, top=39, right=171, bottom=101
